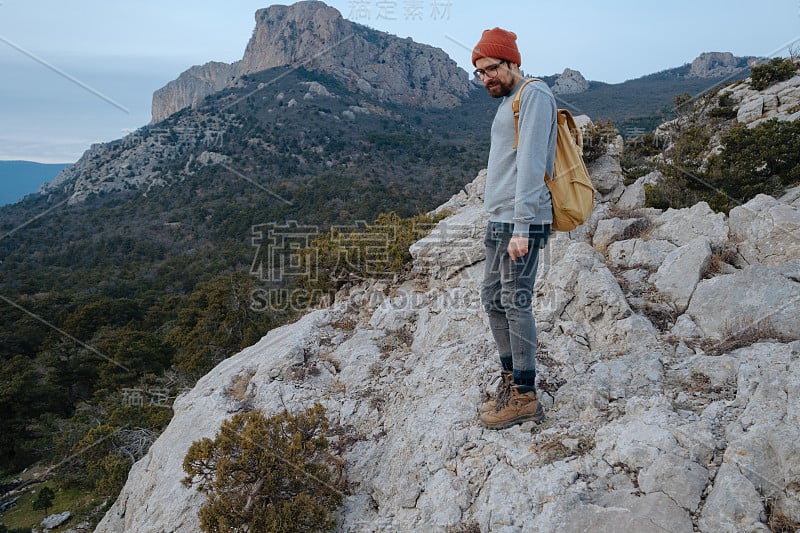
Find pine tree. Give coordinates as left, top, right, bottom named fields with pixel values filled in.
left=182, top=404, right=344, bottom=532
left=31, top=485, right=55, bottom=516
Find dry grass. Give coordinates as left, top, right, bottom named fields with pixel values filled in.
left=702, top=242, right=740, bottom=278
left=702, top=317, right=794, bottom=356
left=330, top=316, right=358, bottom=331
left=226, top=370, right=256, bottom=401
left=446, top=523, right=481, bottom=533
left=318, top=351, right=341, bottom=372
left=618, top=217, right=654, bottom=241
left=533, top=432, right=595, bottom=465
left=764, top=496, right=800, bottom=532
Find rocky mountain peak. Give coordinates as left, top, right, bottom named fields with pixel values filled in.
left=687, top=51, right=749, bottom=78
left=239, top=0, right=348, bottom=73
left=151, top=0, right=471, bottom=123
left=551, top=67, right=589, bottom=95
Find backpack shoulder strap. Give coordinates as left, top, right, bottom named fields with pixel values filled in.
left=512, top=77, right=543, bottom=149
left=557, top=108, right=584, bottom=154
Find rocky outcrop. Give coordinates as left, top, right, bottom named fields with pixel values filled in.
left=724, top=74, right=800, bottom=127
left=729, top=194, right=800, bottom=265
left=551, top=68, right=589, bottom=95
left=687, top=51, right=748, bottom=79
left=41, top=510, right=71, bottom=529
left=41, top=112, right=230, bottom=204
left=151, top=0, right=472, bottom=123
left=151, top=61, right=239, bottom=123
left=616, top=170, right=661, bottom=210
left=96, top=143, right=800, bottom=531
left=586, top=141, right=625, bottom=204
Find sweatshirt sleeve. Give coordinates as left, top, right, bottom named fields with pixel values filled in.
left=512, top=82, right=557, bottom=236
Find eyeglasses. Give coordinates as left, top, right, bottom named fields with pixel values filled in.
left=473, top=60, right=506, bottom=79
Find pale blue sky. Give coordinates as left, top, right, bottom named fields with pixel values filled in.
left=1, top=0, right=798, bottom=163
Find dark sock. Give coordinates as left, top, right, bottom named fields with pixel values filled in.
left=499, top=355, right=513, bottom=373
left=513, top=369, right=536, bottom=393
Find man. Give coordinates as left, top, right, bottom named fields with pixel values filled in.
left=472, top=28, right=557, bottom=430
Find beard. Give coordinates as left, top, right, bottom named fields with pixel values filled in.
left=485, top=77, right=515, bottom=98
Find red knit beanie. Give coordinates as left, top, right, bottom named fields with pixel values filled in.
left=472, top=27, right=522, bottom=67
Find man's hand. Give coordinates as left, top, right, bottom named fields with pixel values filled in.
left=507, top=235, right=529, bottom=260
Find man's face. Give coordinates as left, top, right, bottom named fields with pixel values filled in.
left=475, top=57, right=516, bottom=98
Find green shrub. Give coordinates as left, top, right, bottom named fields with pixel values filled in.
left=182, top=404, right=344, bottom=533
left=644, top=179, right=705, bottom=211
left=750, top=57, right=798, bottom=90
left=0, top=525, right=33, bottom=533
left=666, top=124, right=711, bottom=177
left=621, top=133, right=664, bottom=182
left=708, top=93, right=738, bottom=120
left=300, top=211, right=447, bottom=296
left=703, top=118, right=800, bottom=212
left=581, top=119, right=617, bottom=164
left=31, top=485, right=55, bottom=515
left=717, top=93, right=736, bottom=108
left=708, top=106, right=738, bottom=120
left=647, top=118, right=800, bottom=213
left=168, top=271, right=290, bottom=379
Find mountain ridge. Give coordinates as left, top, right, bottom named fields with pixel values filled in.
left=151, top=0, right=471, bottom=123
left=148, top=1, right=757, bottom=129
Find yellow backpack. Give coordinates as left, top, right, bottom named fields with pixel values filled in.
left=513, top=78, right=596, bottom=232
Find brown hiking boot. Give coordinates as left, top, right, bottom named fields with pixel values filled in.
left=478, top=371, right=513, bottom=414
left=479, top=386, right=544, bottom=430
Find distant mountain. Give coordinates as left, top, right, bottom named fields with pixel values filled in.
left=539, top=52, right=756, bottom=137
left=151, top=0, right=471, bottom=123
left=0, top=160, right=70, bottom=206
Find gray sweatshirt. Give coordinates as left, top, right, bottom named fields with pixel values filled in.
left=485, top=79, right=557, bottom=235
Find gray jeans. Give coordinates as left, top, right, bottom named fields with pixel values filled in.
left=480, top=222, right=550, bottom=382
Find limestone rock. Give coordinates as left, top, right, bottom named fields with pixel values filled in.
left=737, top=96, right=764, bottom=123
left=719, top=343, right=800, bottom=524
left=565, top=203, right=610, bottom=246
left=780, top=184, right=800, bottom=206
left=686, top=260, right=800, bottom=338
left=698, top=461, right=770, bottom=532
left=573, top=113, right=593, bottom=130
left=151, top=61, right=239, bottom=123
left=409, top=205, right=486, bottom=280
left=729, top=193, right=800, bottom=266
left=410, top=170, right=487, bottom=280
left=649, top=236, right=712, bottom=312
left=670, top=314, right=704, bottom=339
left=616, top=170, right=661, bottom=210
left=548, top=491, right=695, bottom=532
left=537, top=241, right=659, bottom=353
left=606, top=238, right=676, bottom=270
left=592, top=217, right=646, bottom=252
left=687, top=52, right=748, bottom=79
left=587, top=153, right=624, bottom=199
left=698, top=342, right=800, bottom=530
left=41, top=511, right=71, bottom=529
left=594, top=397, right=713, bottom=513
left=726, top=74, right=800, bottom=126
left=552, top=68, right=589, bottom=95
left=649, top=201, right=729, bottom=247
